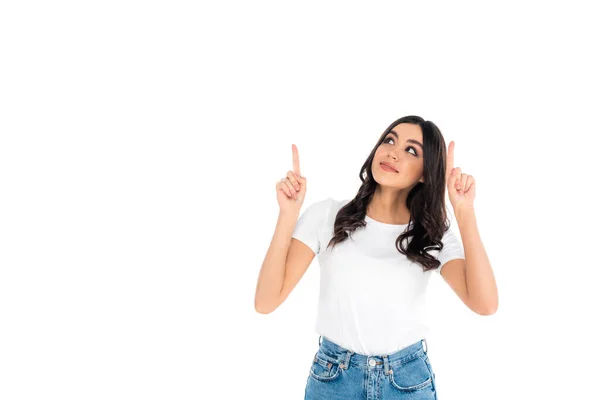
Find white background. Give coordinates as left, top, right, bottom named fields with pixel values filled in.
left=1, top=1, right=599, bottom=399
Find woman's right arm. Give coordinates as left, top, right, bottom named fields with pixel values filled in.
left=254, top=209, right=317, bottom=314
left=254, top=210, right=298, bottom=314
left=254, top=144, right=314, bottom=314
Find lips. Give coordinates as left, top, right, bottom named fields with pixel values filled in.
left=380, top=162, right=398, bottom=172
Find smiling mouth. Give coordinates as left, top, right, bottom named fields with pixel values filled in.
left=380, top=163, right=398, bottom=173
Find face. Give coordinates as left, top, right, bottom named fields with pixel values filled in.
left=371, top=123, right=425, bottom=189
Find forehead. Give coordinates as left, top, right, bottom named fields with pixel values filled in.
left=390, top=123, right=422, bottom=140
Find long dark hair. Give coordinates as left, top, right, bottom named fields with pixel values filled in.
left=324, top=115, right=450, bottom=272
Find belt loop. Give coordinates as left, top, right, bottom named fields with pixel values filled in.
left=383, top=355, right=391, bottom=375
left=422, top=338, right=428, bottom=353
left=341, top=350, right=352, bottom=370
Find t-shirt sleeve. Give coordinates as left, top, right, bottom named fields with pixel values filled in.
left=434, top=227, right=465, bottom=274
left=291, top=198, right=331, bottom=255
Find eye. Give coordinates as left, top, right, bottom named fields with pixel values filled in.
left=383, top=137, right=418, bottom=157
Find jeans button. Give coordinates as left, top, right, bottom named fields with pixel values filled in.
left=368, top=359, right=376, bottom=366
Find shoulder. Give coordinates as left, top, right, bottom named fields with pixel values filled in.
left=297, top=197, right=334, bottom=223
left=300, top=197, right=352, bottom=225
left=303, top=197, right=334, bottom=213
left=441, top=226, right=461, bottom=243
left=306, top=197, right=348, bottom=212
left=325, top=198, right=353, bottom=218
left=330, top=197, right=352, bottom=211
left=301, top=197, right=350, bottom=226
left=424, top=225, right=462, bottom=257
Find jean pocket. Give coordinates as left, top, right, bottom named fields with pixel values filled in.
left=388, top=354, right=433, bottom=392
left=309, top=353, right=342, bottom=382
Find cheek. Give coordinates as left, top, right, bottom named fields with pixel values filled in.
left=401, top=162, right=422, bottom=179
left=374, top=146, right=388, bottom=161
left=414, top=165, right=424, bottom=180
left=372, top=150, right=382, bottom=165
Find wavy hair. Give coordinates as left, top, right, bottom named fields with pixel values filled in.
left=324, top=115, right=450, bottom=272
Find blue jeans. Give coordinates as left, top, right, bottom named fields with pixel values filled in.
left=304, top=335, right=437, bottom=400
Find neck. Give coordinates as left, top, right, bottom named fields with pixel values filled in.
left=367, top=186, right=411, bottom=225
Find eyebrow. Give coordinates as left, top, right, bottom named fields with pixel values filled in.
left=389, top=130, right=423, bottom=149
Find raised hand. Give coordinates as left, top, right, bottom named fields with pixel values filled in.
left=276, top=144, right=307, bottom=213
left=446, top=141, right=476, bottom=214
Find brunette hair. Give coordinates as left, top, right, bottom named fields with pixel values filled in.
left=324, top=115, right=451, bottom=272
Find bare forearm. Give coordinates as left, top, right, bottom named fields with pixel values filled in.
left=254, top=210, right=299, bottom=312
left=456, top=207, right=498, bottom=314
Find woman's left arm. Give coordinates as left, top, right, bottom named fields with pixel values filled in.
left=455, top=207, right=498, bottom=314
left=445, top=140, right=498, bottom=315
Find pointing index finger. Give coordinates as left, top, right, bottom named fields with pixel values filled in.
left=292, top=144, right=301, bottom=176
left=446, top=141, right=455, bottom=181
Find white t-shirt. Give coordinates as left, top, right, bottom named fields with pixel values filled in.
left=291, top=197, right=465, bottom=356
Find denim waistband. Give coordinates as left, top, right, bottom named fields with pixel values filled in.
left=315, top=335, right=428, bottom=375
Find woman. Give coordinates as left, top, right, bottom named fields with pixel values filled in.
left=254, top=115, right=498, bottom=399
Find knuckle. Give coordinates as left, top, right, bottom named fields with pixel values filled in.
left=288, top=173, right=298, bottom=184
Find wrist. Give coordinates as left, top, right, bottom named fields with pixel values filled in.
left=455, top=206, right=475, bottom=221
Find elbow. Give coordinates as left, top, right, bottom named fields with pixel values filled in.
left=473, top=301, right=498, bottom=316
left=476, top=307, right=497, bottom=316
left=255, top=303, right=274, bottom=314
left=254, top=297, right=279, bottom=315
left=468, top=291, right=498, bottom=316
